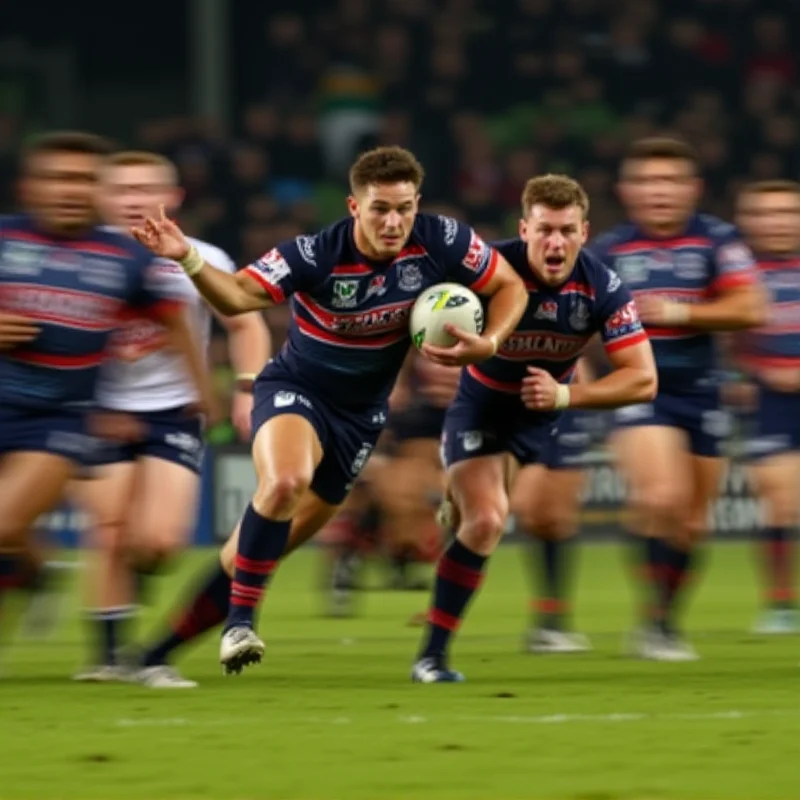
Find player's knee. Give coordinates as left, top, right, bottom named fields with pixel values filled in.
left=459, top=499, right=508, bottom=553
left=87, top=519, right=127, bottom=554
left=254, top=473, right=311, bottom=519
left=133, top=536, right=183, bottom=566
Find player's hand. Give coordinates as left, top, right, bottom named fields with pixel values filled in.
left=231, top=390, right=254, bottom=441
left=759, top=367, right=800, bottom=394
left=0, top=313, right=40, bottom=349
left=130, top=205, right=191, bottom=261
left=521, top=366, right=561, bottom=411
left=636, top=295, right=690, bottom=327
left=420, top=324, right=496, bottom=367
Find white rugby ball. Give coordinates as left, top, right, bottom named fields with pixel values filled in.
left=410, top=282, right=484, bottom=349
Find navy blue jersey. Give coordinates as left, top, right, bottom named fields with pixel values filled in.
left=464, top=239, right=646, bottom=394
left=589, top=214, right=758, bottom=390
left=242, top=213, right=498, bottom=406
left=737, top=255, right=800, bottom=371
left=0, top=214, right=180, bottom=410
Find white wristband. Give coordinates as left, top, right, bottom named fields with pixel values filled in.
left=663, top=302, right=690, bottom=325
left=179, top=246, right=205, bottom=277
left=554, top=384, right=571, bottom=410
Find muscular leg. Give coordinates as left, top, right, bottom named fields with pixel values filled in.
left=0, top=452, right=74, bottom=616
left=511, top=464, right=589, bottom=652
left=413, top=454, right=513, bottom=682
left=70, top=463, right=138, bottom=673
left=611, top=426, right=692, bottom=648
left=747, top=452, right=800, bottom=631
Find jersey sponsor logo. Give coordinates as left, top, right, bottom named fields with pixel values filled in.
left=397, top=261, right=424, bottom=292
left=568, top=297, right=591, bottom=332
left=534, top=300, right=558, bottom=321
left=606, top=269, right=622, bottom=293
left=613, top=254, right=649, bottom=284
left=439, top=215, right=459, bottom=247
left=253, top=248, right=292, bottom=286
left=332, top=305, right=411, bottom=336
left=717, top=242, right=753, bottom=274
left=81, top=257, right=126, bottom=290
left=462, top=231, right=490, bottom=273
left=332, top=279, right=360, bottom=308
left=673, top=252, right=706, bottom=281
left=164, top=431, right=203, bottom=453
left=615, top=402, right=654, bottom=422
left=604, top=300, right=641, bottom=337
left=365, top=274, right=387, bottom=300
left=500, top=332, right=586, bottom=360
left=0, top=241, right=46, bottom=276
left=350, top=442, right=373, bottom=476
left=108, top=319, right=167, bottom=361
left=295, top=235, right=317, bottom=266
left=647, top=250, right=674, bottom=271
left=0, top=284, right=121, bottom=329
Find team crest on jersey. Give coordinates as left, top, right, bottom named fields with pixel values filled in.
left=461, top=430, right=483, bottom=452
left=534, top=300, right=558, bottom=322
left=365, top=275, right=387, bottom=300
left=614, top=255, right=649, bottom=284
left=332, top=279, right=359, bottom=308
left=397, top=262, right=423, bottom=292
left=295, top=235, right=317, bottom=266
left=568, top=297, right=591, bottom=331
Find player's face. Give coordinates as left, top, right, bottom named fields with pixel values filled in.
left=520, top=204, right=588, bottom=286
left=618, top=158, right=701, bottom=232
left=737, top=191, right=800, bottom=255
left=22, top=151, right=101, bottom=231
left=348, top=182, right=419, bottom=259
left=100, top=164, right=182, bottom=228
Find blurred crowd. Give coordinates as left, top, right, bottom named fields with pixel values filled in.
left=2, top=0, right=799, bottom=438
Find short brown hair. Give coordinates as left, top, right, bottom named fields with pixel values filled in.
left=739, top=179, right=800, bottom=197
left=22, top=131, right=114, bottom=171
left=521, top=174, right=590, bottom=219
left=623, top=136, right=699, bottom=171
left=106, top=150, right=178, bottom=183
left=349, top=146, right=425, bottom=193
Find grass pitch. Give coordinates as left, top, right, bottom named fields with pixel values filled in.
left=0, top=542, right=797, bottom=800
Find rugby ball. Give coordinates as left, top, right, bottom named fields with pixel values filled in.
left=409, top=282, right=484, bottom=349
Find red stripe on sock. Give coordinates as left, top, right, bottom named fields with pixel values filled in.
left=230, top=594, right=260, bottom=608
left=428, top=607, right=461, bottom=631
left=533, top=598, right=567, bottom=614
left=437, top=555, right=484, bottom=590
left=231, top=582, right=262, bottom=599
left=234, top=555, right=277, bottom=575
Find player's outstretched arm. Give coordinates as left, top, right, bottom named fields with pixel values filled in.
left=131, top=207, right=275, bottom=316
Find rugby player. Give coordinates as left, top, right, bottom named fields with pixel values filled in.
left=70, top=151, right=269, bottom=682
left=591, top=137, right=765, bottom=660
left=131, top=146, right=528, bottom=678
left=0, top=132, right=190, bottom=624
left=412, top=174, right=657, bottom=683
left=733, top=180, right=800, bottom=634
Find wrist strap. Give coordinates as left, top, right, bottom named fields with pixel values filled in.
left=554, top=384, right=571, bottom=410
left=179, top=246, right=205, bottom=277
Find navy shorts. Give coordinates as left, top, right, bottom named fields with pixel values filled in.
left=0, top=404, right=94, bottom=463
left=613, top=386, right=729, bottom=457
left=741, top=386, right=800, bottom=461
left=90, top=406, right=204, bottom=474
left=252, top=376, right=387, bottom=506
left=441, top=384, right=558, bottom=468
left=388, top=404, right=446, bottom=442
left=541, top=410, right=603, bottom=470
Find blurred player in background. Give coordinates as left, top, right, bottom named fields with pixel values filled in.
left=732, top=180, right=800, bottom=634
left=412, top=175, right=657, bottom=683
left=131, top=146, right=527, bottom=681
left=591, top=137, right=765, bottom=661
left=510, top=357, right=598, bottom=653
left=69, top=152, right=270, bottom=683
left=0, top=132, right=188, bottom=630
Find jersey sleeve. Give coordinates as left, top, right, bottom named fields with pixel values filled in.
left=595, top=266, right=648, bottom=353
left=434, top=216, right=498, bottom=293
left=240, top=234, right=320, bottom=303
left=709, top=222, right=758, bottom=293
left=128, top=254, right=188, bottom=320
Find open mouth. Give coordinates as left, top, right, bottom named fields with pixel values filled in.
left=545, top=255, right=566, bottom=270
